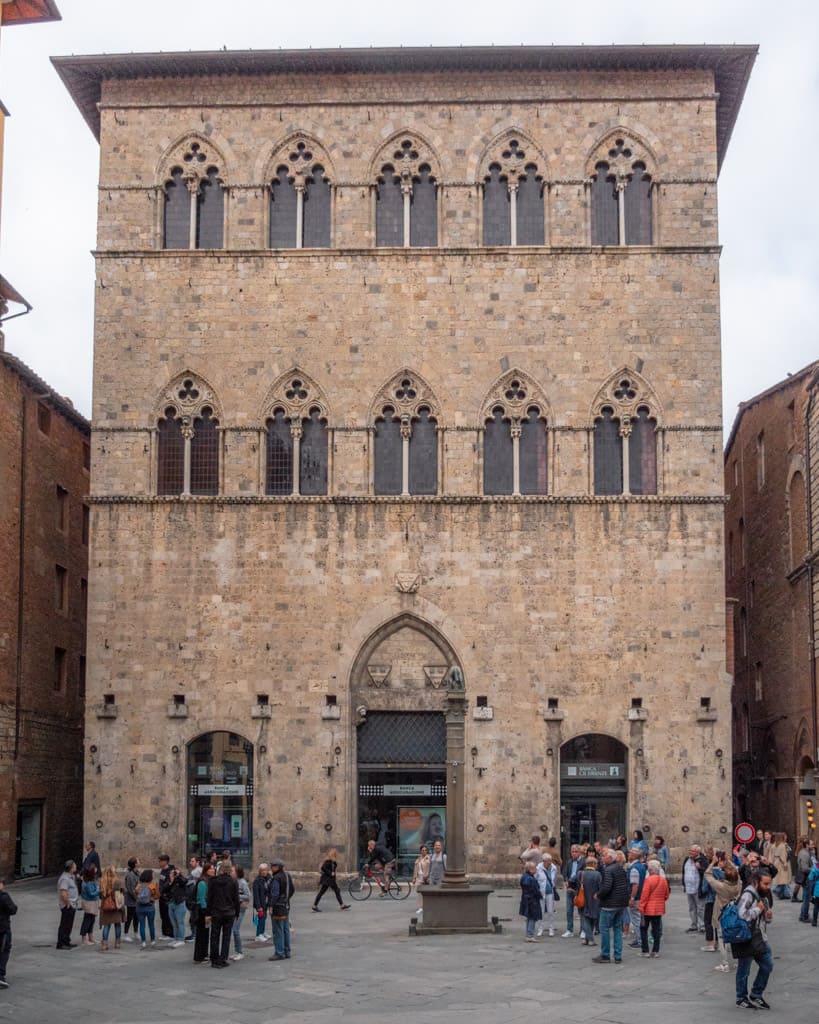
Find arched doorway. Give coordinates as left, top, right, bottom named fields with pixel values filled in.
left=187, top=732, right=253, bottom=869
left=351, top=613, right=460, bottom=876
left=560, top=734, right=627, bottom=854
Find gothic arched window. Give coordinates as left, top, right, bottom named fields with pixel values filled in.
left=374, top=406, right=403, bottom=495
left=592, top=372, right=659, bottom=496
left=269, top=141, right=332, bottom=249
left=155, top=375, right=222, bottom=497
left=483, top=407, right=513, bottom=496
left=262, top=373, right=330, bottom=495
left=482, top=139, right=544, bottom=246
left=408, top=407, right=438, bottom=495
left=371, top=371, right=441, bottom=494
left=590, top=138, right=653, bottom=245
left=481, top=372, right=549, bottom=495
left=162, top=142, right=224, bottom=249
left=375, top=138, right=438, bottom=247
left=519, top=406, right=548, bottom=494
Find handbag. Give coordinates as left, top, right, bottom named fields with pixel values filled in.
left=574, top=885, right=586, bottom=909
left=102, top=894, right=117, bottom=912
left=114, top=889, right=125, bottom=911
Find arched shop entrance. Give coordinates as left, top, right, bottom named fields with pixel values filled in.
left=560, top=734, right=627, bottom=856
left=187, top=732, right=253, bottom=869
left=351, top=613, right=460, bottom=876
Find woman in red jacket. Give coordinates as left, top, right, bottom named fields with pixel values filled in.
left=638, top=860, right=670, bottom=957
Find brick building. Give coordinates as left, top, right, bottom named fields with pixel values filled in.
left=55, top=44, right=755, bottom=876
left=725, top=361, right=819, bottom=840
left=0, top=352, right=88, bottom=877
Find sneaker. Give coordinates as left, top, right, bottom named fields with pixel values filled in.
left=171, top=941, right=184, bottom=948
left=184, top=934, right=194, bottom=940
left=749, top=997, right=771, bottom=1010
left=591, top=956, right=611, bottom=963
left=141, top=942, right=146, bottom=949
left=561, top=931, right=573, bottom=938
left=311, top=906, right=321, bottom=913
left=614, top=959, right=623, bottom=964
left=701, top=945, right=717, bottom=952
left=414, top=909, right=423, bottom=916
left=230, top=953, right=244, bottom=961
left=548, top=929, right=555, bottom=937
left=639, top=952, right=650, bottom=957
left=122, top=935, right=134, bottom=943
left=0, top=979, right=8, bottom=989
left=535, top=928, right=543, bottom=937
left=185, top=937, right=195, bottom=943
left=628, top=941, right=641, bottom=948
left=650, top=952, right=660, bottom=958
left=150, top=940, right=157, bottom=947
left=257, top=935, right=269, bottom=942
left=685, top=927, right=698, bottom=933
left=736, top=997, right=758, bottom=1009
left=714, top=963, right=729, bottom=971
left=525, top=937, right=540, bottom=943
left=269, top=953, right=286, bottom=961
left=340, top=904, right=351, bottom=910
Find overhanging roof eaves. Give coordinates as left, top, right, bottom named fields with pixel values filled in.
left=2, top=0, right=61, bottom=26
left=724, top=359, right=819, bottom=458
left=51, top=43, right=757, bottom=170
left=0, top=274, right=32, bottom=311
left=0, top=351, right=89, bottom=433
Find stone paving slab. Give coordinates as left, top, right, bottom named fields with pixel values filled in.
left=0, top=879, right=816, bottom=1023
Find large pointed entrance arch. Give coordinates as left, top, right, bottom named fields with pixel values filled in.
left=350, top=613, right=462, bottom=875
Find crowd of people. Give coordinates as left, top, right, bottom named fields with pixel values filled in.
left=517, top=827, right=819, bottom=1010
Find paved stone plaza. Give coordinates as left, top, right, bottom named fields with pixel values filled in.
left=0, top=879, right=816, bottom=1022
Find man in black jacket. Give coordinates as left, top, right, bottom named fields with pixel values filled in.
left=252, top=863, right=271, bottom=942
left=593, top=848, right=630, bottom=964
left=157, top=854, right=175, bottom=939
left=268, top=859, right=295, bottom=962
left=206, top=862, right=239, bottom=969
left=0, top=879, right=17, bottom=988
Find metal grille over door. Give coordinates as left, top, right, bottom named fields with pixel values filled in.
left=357, top=711, right=446, bottom=764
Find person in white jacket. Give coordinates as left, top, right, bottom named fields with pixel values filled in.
left=535, top=853, right=559, bottom=937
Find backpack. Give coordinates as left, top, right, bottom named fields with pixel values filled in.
left=185, top=876, right=198, bottom=909
left=719, top=897, right=752, bottom=944
left=136, top=884, right=152, bottom=906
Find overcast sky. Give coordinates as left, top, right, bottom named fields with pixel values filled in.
left=0, top=0, right=816, bottom=431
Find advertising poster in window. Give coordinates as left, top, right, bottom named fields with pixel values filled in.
left=398, top=806, right=446, bottom=857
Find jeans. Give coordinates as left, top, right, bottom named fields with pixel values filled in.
left=136, top=906, right=155, bottom=942
left=525, top=916, right=537, bottom=938
left=704, top=901, right=714, bottom=942
left=255, top=908, right=266, bottom=936
left=232, top=908, right=246, bottom=954
left=736, top=942, right=773, bottom=1000
left=598, top=908, right=624, bottom=961
left=169, top=901, right=187, bottom=941
left=812, top=897, right=819, bottom=926
left=57, top=906, right=76, bottom=947
left=640, top=914, right=663, bottom=953
left=686, top=893, right=704, bottom=929
left=773, top=883, right=792, bottom=900
left=101, top=923, right=122, bottom=942
left=565, top=892, right=576, bottom=931
left=272, top=916, right=291, bottom=957
left=800, top=886, right=812, bottom=920
left=629, top=907, right=642, bottom=937
left=0, top=930, right=11, bottom=978
left=210, top=913, right=234, bottom=966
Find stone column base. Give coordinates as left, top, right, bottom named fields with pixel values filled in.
left=409, top=885, right=501, bottom=935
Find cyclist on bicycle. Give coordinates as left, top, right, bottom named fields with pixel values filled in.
left=365, top=839, right=396, bottom=892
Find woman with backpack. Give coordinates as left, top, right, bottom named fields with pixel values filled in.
left=79, top=866, right=100, bottom=946
left=98, top=865, right=125, bottom=951
left=135, top=868, right=159, bottom=949
left=193, top=862, right=215, bottom=964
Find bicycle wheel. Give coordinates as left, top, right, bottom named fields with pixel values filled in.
left=348, top=876, right=371, bottom=901
left=387, top=877, right=411, bottom=901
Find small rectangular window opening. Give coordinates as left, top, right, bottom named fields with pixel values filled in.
left=700, top=697, right=711, bottom=710
left=325, top=694, right=337, bottom=706
left=477, top=695, right=489, bottom=708
left=173, top=694, right=186, bottom=706
left=79, top=656, right=87, bottom=699
left=256, top=694, right=269, bottom=706
left=631, top=697, right=643, bottom=709
left=56, top=485, right=68, bottom=532
left=103, top=693, right=115, bottom=706
left=82, top=442, right=91, bottom=471
left=54, top=647, right=66, bottom=691
left=37, top=402, right=51, bottom=435
left=82, top=505, right=90, bottom=545
left=547, top=697, right=559, bottom=710
left=55, top=564, right=68, bottom=612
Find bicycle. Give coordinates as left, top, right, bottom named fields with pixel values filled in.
left=348, top=864, right=411, bottom=901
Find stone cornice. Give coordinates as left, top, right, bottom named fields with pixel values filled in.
left=87, top=493, right=727, bottom=507
left=93, top=244, right=723, bottom=259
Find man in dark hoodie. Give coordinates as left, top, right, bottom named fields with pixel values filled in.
left=0, top=878, right=18, bottom=988
left=206, top=861, right=239, bottom=969
left=592, top=848, right=630, bottom=964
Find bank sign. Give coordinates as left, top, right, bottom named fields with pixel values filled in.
left=562, top=763, right=624, bottom=779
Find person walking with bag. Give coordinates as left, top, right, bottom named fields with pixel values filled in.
left=731, top=869, right=774, bottom=1010
left=311, top=848, right=350, bottom=913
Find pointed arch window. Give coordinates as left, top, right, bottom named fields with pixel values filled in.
left=482, top=374, right=549, bottom=495
left=155, top=375, right=221, bottom=496
left=162, top=143, right=224, bottom=249
left=482, top=140, right=544, bottom=246
left=264, top=406, right=329, bottom=496
left=592, top=374, right=658, bottom=496
left=269, top=142, right=332, bottom=248
left=372, top=373, right=441, bottom=495
left=519, top=406, right=548, bottom=494
left=375, top=139, right=438, bottom=247
left=483, top=407, right=514, bottom=495
left=265, top=409, right=294, bottom=495
left=590, top=139, right=652, bottom=245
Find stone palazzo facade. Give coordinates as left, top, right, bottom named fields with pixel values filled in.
left=55, top=44, right=756, bottom=876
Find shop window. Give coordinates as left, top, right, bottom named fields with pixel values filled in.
left=187, top=732, right=253, bottom=869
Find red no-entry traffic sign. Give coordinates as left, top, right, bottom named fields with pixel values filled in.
left=735, top=822, right=755, bottom=844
